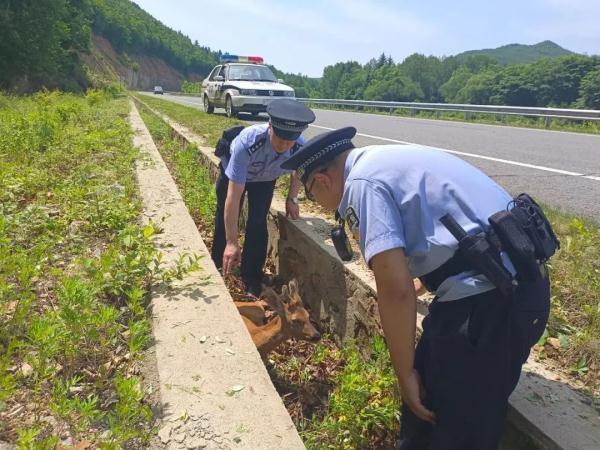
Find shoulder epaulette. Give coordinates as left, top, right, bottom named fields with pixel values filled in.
left=246, top=131, right=268, bottom=156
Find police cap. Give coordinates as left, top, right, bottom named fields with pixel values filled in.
left=267, top=99, right=315, bottom=141
left=280, top=126, right=356, bottom=183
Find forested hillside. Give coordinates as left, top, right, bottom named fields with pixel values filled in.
left=307, top=52, right=600, bottom=108
left=455, top=40, right=573, bottom=65
left=91, top=0, right=218, bottom=76
left=0, top=0, right=220, bottom=92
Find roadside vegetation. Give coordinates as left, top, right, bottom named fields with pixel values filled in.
left=0, top=90, right=197, bottom=447
left=539, top=211, right=600, bottom=397
left=133, top=94, right=242, bottom=146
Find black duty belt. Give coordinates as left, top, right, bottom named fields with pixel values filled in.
left=419, top=231, right=505, bottom=293
left=418, top=251, right=473, bottom=293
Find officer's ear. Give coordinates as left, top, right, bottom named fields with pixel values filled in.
left=314, top=170, right=332, bottom=190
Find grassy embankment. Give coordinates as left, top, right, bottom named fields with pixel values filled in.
left=0, top=91, right=198, bottom=448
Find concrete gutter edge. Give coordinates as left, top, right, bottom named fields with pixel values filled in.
left=130, top=100, right=305, bottom=450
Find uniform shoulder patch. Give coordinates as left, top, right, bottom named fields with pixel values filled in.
left=245, top=131, right=268, bottom=156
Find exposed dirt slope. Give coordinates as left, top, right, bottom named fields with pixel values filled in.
left=81, top=34, right=203, bottom=91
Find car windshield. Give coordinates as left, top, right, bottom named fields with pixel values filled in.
left=227, top=64, right=277, bottom=82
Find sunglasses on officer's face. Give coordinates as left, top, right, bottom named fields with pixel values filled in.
left=304, top=168, right=328, bottom=202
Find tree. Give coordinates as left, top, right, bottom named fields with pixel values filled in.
left=0, top=0, right=91, bottom=91
left=454, top=70, right=497, bottom=104
left=363, top=65, right=422, bottom=101
left=578, top=67, right=600, bottom=109
left=439, top=67, right=475, bottom=103
left=400, top=54, right=447, bottom=102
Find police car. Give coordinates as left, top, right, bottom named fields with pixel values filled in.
left=201, top=55, right=295, bottom=118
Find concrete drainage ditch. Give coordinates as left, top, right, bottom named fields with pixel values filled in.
left=132, top=95, right=600, bottom=450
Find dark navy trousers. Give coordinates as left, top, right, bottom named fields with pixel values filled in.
left=211, top=165, right=276, bottom=287
left=398, top=276, right=550, bottom=450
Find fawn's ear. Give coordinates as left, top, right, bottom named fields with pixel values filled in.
left=287, top=279, right=302, bottom=306
left=280, top=285, right=290, bottom=302
left=288, top=278, right=299, bottom=296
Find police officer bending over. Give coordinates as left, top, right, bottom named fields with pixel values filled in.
left=281, top=127, right=556, bottom=449
left=211, top=99, right=316, bottom=297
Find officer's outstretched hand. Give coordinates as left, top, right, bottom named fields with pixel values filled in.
left=285, top=199, right=300, bottom=220
left=401, top=369, right=436, bottom=424
left=223, top=242, right=241, bottom=274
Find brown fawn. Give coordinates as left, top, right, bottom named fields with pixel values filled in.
left=235, top=279, right=321, bottom=359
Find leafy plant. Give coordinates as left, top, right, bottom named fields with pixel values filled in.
left=1, top=92, right=196, bottom=446
left=303, top=336, right=400, bottom=449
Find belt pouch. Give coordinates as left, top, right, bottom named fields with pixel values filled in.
left=488, top=210, right=540, bottom=282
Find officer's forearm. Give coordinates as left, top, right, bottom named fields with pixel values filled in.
left=288, top=171, right=300, bottom=198
left=378, top=289, right=416, bottom=384
left=224, top=181, right=244, bottom=244
left=371, top=248, right=417, bottom=384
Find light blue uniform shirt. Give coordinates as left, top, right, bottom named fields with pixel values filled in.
left=338, top=145, right=515, bottom=302
left=221, top=123, right=305, bottom=184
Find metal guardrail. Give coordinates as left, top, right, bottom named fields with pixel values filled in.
left=296, top=98, right=600, bottom=125
left=166, top=92, right=600, bottom=125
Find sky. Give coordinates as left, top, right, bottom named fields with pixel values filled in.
left=133, top=0, right=600, bottom=77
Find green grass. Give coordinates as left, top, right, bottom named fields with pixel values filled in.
left=136, top=103, right=218, bottom=223
left=542, top=210, right=600, bottom=391
left=308, top=103, right=600, bottom=135
left=0, top=90, right=162, bottom=447
left=133, top=94, right=243, bottom=146
left=302, top=336, right=400, bottom=450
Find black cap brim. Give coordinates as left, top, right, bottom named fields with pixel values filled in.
left=280, top=126, right=356, bottom=182
left=272, top=126, right=303, bottom=141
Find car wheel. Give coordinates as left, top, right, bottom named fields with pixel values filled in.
left=225, top=96, right=237, bottom=118
left=203, top=95, right=214, bottom=114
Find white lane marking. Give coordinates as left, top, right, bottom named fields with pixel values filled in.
left=309, top=124, right=600, bottom=182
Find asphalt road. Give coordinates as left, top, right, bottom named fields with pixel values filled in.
left=144, top=93, right=600, bottom=221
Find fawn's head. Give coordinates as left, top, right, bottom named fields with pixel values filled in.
left=261, top=279, right=321, bottom=342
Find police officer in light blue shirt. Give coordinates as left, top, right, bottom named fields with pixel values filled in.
left=281, top=127, right=550, bottom=450
left=211, top=99, right=315, bottom=297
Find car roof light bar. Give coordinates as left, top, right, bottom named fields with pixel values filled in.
left=220, top=54, right=264, bottom=64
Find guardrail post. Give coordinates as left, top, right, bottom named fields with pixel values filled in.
left=410, top=108, right=416, bottom=117
left=544, top=116, right=551, bottom=128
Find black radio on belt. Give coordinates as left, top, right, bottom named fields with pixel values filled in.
left=331, top=214, right=353, bottom=262
left=488, top=193, right=560, bottom=282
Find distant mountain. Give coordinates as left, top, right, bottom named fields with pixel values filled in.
left=455, top=41, right=575, bottom=65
